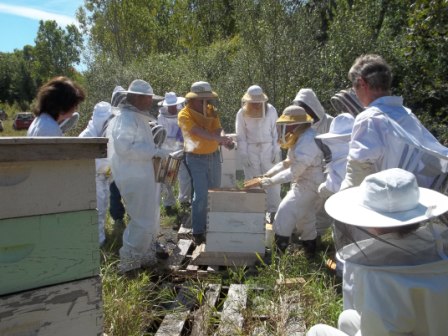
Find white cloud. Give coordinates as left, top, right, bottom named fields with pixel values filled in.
left=0, top=3, right=78, bottom=27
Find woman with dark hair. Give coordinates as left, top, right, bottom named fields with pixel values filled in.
left=307, top=168, right=448, bottom=336
left=28, top=76, right=85, bottom=136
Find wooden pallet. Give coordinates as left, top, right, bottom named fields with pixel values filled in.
left=153, top=283, right=306, bottom=336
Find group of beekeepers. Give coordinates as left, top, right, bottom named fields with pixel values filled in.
left=78, top=53, right=448, bottom=274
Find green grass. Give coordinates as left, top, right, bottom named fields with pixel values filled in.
left=101, top=213, right=342, bottom=335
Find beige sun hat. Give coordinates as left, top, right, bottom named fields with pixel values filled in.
left=325, top=168, right=448, bottom=228
left=242, top=85, right=268, bottom=103
left=185, top=81, right=218, bottom=99
left=126, top=79, right=154, bottom=96
left=315, top=113, right=354, bottom=140
left=276, top=105, right=313, bottom=124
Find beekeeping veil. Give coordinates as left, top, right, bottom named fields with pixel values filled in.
left=276, top=105, right=313, bottom=149
left=241, top=85, right=268, bottom=119
left=330, top=88, right=364, bottom=116
left=185, top=81, right=219, bottom=119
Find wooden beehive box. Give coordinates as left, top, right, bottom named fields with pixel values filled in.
left=0, top=137, right=107, bottom=296
left=205, top=189, right=266, bottom=255
left=220, top=133, right=237, bottom=188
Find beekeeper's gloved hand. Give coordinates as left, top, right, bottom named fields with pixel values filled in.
left=340, top=158, right=374, bottom=190
left=259, top=177, right=274, bottom=188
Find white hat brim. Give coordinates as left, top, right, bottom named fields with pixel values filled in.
left=325, top=187, right=448, bottom=228
left=162, top=97, right=185, bottom=106
left=125, top=90, right=153, bottom=96
left=315, top=132, right=351, bottom=140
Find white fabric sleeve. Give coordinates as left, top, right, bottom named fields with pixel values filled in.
left=270, top=167, right=292, bottom=185
left=265, top=160, right=290, bottom=177
left=340, top=158, right=375, bottom=190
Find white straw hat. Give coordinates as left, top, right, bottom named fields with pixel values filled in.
left=325, top=168, right=448, bottom=228
left=316, top=113, right=354, bottom=140
left=160, top=92, right=186, bottom=106
left=276, top=105, right=313, bottom=124
left=126, top=79, right=154, bottom=96
left=242, top=85, right=268, bottom=103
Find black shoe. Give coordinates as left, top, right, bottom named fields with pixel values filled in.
left=268, top=212, right=276, bottom=224
left=155, top=242, right=170, bottom=260
left=164, top=206, right=176, bottom=217
left=192, top=233, right=206, bottom=246
left=274, top=234, right=289, bottom=254
left=302, top=239, right=317, bottom=258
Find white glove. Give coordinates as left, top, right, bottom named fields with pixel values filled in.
left=259, top=177, right=274, bottom=188
left=318, top=182, right=334, bottom=200
left=154, top=148, right=171, bottom=160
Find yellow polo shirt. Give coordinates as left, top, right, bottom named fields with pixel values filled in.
left=178, top=106, right=222, bottom=154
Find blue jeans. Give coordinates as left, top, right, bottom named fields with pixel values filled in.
left=109, top=180, right=125, bottom=221
left=185, top=151, right=221, bottom=235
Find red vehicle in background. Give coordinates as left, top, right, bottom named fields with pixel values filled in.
left=13, top=112, right=34, bottom=130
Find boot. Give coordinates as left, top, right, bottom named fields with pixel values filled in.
left=302, top=239, right=317, bottom=258
left=274, top=234, right=290, bottom=254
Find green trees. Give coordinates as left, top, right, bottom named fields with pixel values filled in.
left=0, top=20, right=83, bottom=111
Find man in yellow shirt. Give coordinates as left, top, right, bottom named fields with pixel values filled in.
left=178, top=81, right=234, bottom=245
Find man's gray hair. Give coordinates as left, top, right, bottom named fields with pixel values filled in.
left=348, top=54, right=392, bottom=92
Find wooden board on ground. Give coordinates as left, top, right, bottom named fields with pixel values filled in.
left=216, top=284, right=248, bottom=335
left=177, top=224, right=192, bottom=239
left=191, top=244, right=260, bottom=266
left=154, top=286, right=195, bottom=336
left=190, top=284, right=222, bottom=336
left=0, top=276, right=103, bottom=336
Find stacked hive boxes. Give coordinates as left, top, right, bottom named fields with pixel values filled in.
left=0, top=137, right=107, bottom=336
left=206, top=189, right=266, bottom=255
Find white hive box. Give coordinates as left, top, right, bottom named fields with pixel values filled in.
left=206, top=189, right=266, bottom=255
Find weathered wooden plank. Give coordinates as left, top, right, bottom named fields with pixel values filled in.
left=191, top=283, right=222, bottom=336
left=205, top=232, right=265, bottom=254
left=167, top=239, right=193, bottom=271
left=208, top=189, right=266, bottom=213
left=0, top=159, right=96, bottom=219
left=0, top=137, right=107, bottom=162
left=191, top=244, right=260, bottom=266
left=283, top=291, right=306, bottom=336
left=207, top=212, right=265, bottom=233
left=215, top=284, right=248, bottom=336
left=177, top=225, right=192, bottom=239
left=0, top=276, right=103, bottom=336
left=155, top=287, right=195, bottom=336
left=0, top=210, right=100, bottom=295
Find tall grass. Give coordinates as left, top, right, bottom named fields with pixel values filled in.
left=101, top=214, right=342, bottom=335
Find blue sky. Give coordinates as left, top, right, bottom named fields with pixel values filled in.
left=0, top=1, right=84, bottom=53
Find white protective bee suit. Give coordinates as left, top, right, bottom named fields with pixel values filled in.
left=293, top=88, right=334, bottom=135
left=236, top=85, right=281, bottom=214
left=261, top=106, right=324, bottom=241
left=79, top=101, right=113, bottom=245
left=308, top=169, right=448, bottom=336
left=341, top=96, right=448, bottom=190
left=157, top=93, right=191, bottom=207
left=109, top=82, right=169, bottom=269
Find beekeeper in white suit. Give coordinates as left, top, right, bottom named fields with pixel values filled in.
left=307, top=168, right=448, bottom=336
left=235, top=85, right=281, bottom=223
left=293, top=88, right=333, bottom=135
left=109, top=79, right=170, bottom=274
left=79, top=101, right=113, bottom=246
left=341, top=54, right=448, bottom=190
left=157, top=92, right=191, bottom=218
left=258, top=105, right=324, bottom=256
